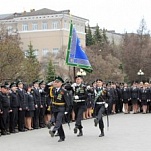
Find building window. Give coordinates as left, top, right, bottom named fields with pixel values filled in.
left=53, top=61, right=59, bottom=67
left=32, top=23, right=38, bottom=30
left=81, top=25, right=84, bottom=32
left=64, top=21, right=69, bottom=29
left=42, top=22, right=48, bottom=30
left=52, top=48, right=59, bottom=55
left=7, top=26, right=13, bottom=34
left=34, top=49, right=38, bottom=56
left=7, top=26, right=13, bottom=31
left=24, top=51, right=28, bottom=57
left=22, top=24, right=28, bottom=31
left=52, top=21, right=58, bottom=29
left=42, top=48, right=49, bottom=56
left=24, top=49, right=38, bottom=58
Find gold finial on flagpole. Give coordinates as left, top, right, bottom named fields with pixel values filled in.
left=69, top=10, right=72, bottom=23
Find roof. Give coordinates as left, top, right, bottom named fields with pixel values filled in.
left=0, top=8, right=87, bottom=21
left=20, top=8, right=58, bottom=17
left=0, top=14, right=13, bottom=20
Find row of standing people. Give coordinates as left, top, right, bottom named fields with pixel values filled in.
left=103, top=81, right=151, bottom=114
left=0, top=80, right=52, bottom=136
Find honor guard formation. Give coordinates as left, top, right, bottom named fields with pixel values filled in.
left=1, top=77, right=151, bottom=142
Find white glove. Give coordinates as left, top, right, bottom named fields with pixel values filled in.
left=74, top=95, right=79, bottom=99
left=64, top=112, right=68, bottom=115
left=87, top=85, right=91, bottom=89
left=47, top=81, right=53, bottom=86
left=105, top=103, right=108, bottom=108
left=72, top=83, right=77, bottom=87
left=39, top=89, right=42, bottom=93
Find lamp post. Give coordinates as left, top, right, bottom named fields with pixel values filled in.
left=77, top=69, right=86, bottom=76
left=137, top=69, right=144, bottom=82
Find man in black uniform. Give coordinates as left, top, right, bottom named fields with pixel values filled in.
left=32, top=80, right=42, bottom=129
left=49, top=76, right=70, bottom=142
left=0, top=83, right=10, bottom=135
left=94, top=79, right=110, bottom=137
left=39, top=80, right=47, bottom=128
left=72, top=75, right=87, bottom=137
left=9, top=82, right=19, bottom=133
left=17, top=80, right=28, bottom=132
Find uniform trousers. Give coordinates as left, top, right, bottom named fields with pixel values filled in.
left=95, top=104, right=105, bottom=130
left=73, top=103, right=86, bottom=129
left=33, top=107, right=40, bottom=128
left=39, top=106, right=46, bottom=127
left=0, top=108, right=9, bottom=131
left=52, top=106, right=65, bottom=139
left=9, top=108, right=18, bottom=132
left=18, top=110, right=26, bottom=131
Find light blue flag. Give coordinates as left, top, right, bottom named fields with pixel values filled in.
left=66, top=21, right=93, bottom=73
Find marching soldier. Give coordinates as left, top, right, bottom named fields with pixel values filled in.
left=93, top=79, right=110, bottom=137
left=72, top=75, right=87, bottom=137
left=64, top=81, right=74, bottom=122
left=49, top=76, right=70, bottom=142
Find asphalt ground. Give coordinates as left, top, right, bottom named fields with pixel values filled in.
left=0, top=113, right=151, bottom=151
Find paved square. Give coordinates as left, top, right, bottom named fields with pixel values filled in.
left=0, top=113, right=151, bottom=151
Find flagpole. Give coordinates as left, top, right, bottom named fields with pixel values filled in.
left=73, top=67, right=76, bottom=82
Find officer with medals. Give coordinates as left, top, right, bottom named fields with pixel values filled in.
left=94, top=79, right=110, bottom=137
left=72, top=75, right=87, bottom=137
left=49, top=76, right=70, bottom=142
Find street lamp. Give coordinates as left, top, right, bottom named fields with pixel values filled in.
left=137, top=69, right=144, bottom=82
left=77, top=69, right=86, bottom=76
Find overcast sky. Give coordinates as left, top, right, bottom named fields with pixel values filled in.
left=1, top=0, right=151, bottom=33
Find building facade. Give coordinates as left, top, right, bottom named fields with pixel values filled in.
left=0, top=8, right=88, bottom=65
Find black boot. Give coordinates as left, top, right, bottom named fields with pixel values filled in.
left=74, top=127, right=78, bottom=134
left=1, top=130, right=7, bottom=135
left=47, top=122, right=54, bottom=129
left=94, top=118, right=99, bottom=127
left=49, top=130, right=55, bottom=137
left=77, top=129, right=83, bottom=137
left=55, top=131, right=59, bottom=137
left=99, top=129, right=104, bottom=137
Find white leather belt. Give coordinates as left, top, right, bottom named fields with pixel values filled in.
left=96, top=102, right=105, bottom=105
left=74, top=100, right=85, bottom=103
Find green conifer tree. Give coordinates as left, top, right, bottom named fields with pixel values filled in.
left=93, top=24, right=103, bottom=46
left=86, top=24, right=94, bottom=46
left=23, top=41, right=40, bottom=83
left=46, top=60, right=56, bottom=82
